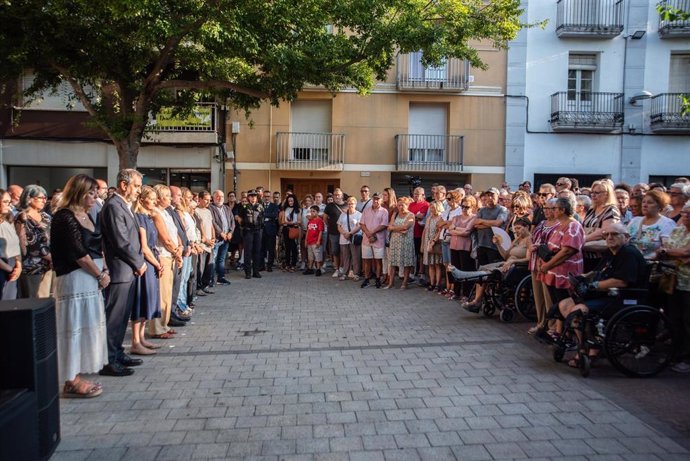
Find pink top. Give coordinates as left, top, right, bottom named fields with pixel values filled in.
left=449, top=214, right=476, bottom=251
left=360, top=206, right=389, bottom=248
left=541, top=220, right=585, bottom=289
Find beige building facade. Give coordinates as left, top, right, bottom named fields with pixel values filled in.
left=227, top=45, right=507, bottom=198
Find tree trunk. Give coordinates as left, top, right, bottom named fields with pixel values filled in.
left=113, top=134, right=142, bottom=171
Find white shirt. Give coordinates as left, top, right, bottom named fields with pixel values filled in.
left=337, top=209, right=362, bottom=245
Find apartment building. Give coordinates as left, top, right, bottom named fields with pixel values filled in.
left=0, top=76, right=221, bottom=192
left=228, top=47, right=508, bottom=197
left=506, top=0, right=690, bottom=189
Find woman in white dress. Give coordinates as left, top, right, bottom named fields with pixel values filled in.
left=51, top=174, right=110, bottom=398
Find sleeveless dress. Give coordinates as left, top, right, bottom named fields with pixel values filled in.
left=422, top=215, right=443, bottom=265
left=389, top=213, right=416, bottom=267
left=132, top=213, right=161, bottom=320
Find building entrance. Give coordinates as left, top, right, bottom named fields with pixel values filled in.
left=280, top=178, right=340, bottom=198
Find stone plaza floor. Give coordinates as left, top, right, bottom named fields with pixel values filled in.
left=53, top=268, right=690, bottom=460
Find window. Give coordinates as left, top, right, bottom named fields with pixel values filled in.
left=408, top=52, right=447, bottom=82
left=289, top=100, right=332, bottom=161
left=408, top=103, right=447, bottom=163
left=567, top=53, right=597, bottom=105
left=669, top=53, right=690, bottom=92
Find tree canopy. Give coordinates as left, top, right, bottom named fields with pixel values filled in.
left=0, top=0, right=527, bottom=169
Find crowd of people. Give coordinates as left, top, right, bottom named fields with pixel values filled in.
left=1, top=172, right=689, bottom=398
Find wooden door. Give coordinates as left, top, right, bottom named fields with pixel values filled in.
left=281, top=178, right=340, bottom=199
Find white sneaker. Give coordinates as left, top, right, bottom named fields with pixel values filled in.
left=672, top=362, right=690, bottom=373
left=332, top=270, right=340, bottom=278
left=352, top=275, right=360, bottom=282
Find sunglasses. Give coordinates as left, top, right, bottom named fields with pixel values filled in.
left=556, top=183, right=566, bottom=187
left=461, top=205, right=471, bottom=209
left=538, top=193, right=550, bottom=197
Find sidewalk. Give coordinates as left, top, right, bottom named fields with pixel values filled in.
left=54, top=270, right=690, bottom=460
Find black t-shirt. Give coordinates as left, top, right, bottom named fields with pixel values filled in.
left=596, top=243, right=647, bottom=288
left=324, top=202, right=346, bottom=236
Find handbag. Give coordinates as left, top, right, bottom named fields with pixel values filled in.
left=429, top=241, right=442, bottom=255
left=658, top=272, right=677, bottom=295
left=288, top=226, right=300, bottom=240
left=537, top=244, right=556, bottom=262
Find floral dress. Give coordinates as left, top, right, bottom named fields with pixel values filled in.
left=18, top=211, right=52, bottom=276
left=422, top=215, right=443, bottom=265
left=542, top=219, right=585, bottom=289
left=389, top=212, right=416, bottom=267
left=667, top=225, right=690, bottom=292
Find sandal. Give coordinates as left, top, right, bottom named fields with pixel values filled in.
left=63, top=380, right=103, bottom=399
left=400, top=283, right=408, bottom=290
left=151, top=333, right=174, bottom=339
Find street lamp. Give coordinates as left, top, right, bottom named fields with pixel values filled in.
left=230, top=121, right=240, bottom=193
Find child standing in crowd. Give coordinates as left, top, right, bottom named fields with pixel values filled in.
left=304, top=205, right=324, bottom=276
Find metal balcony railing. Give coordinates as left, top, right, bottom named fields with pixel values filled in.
left=395, top=134, right=464, bottom=172
left=659, top=0, right=690, bottom=38
left=556, top=0, right=624, bottom=38
left=650, top=93, right=690, bottom=132
left=276, top=132, right=345, bottom=170
left=396, top=53, right=469, bottom=91
left=550, top=92, right=624, bottom=132
left=148, top=103, right=217, bottom=132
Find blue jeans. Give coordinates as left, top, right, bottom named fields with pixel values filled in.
left=213, top=240, right=229, bottom=280
left=176, top=255, right=193, bottom=311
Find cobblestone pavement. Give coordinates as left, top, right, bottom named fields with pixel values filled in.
left=54, top=268, right=690, bottom=460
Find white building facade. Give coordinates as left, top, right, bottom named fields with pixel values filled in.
left=506, top=0, right=690, bottom=188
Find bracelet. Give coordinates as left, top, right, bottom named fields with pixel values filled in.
left=97, top=271, right=107, bottom=282
left=592, top=281, right=600, bottom=290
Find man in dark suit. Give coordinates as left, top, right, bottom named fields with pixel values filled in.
left=261, top=190, right=280, bottom=271
left=99, top=169, right=146, bottom=377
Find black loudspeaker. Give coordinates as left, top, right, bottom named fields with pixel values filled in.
left=0, top=298, right=60, bottom=460
left=0, top=389, right=40, bottom=461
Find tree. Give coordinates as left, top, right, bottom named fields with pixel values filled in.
left=1, top=0, right=528, bottom=170
left=657, top=1, right=690, bottom=115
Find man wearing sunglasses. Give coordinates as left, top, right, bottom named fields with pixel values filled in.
left=532, top=183, right=556, bottom=227
left=554, top=223, right=647, bottom=324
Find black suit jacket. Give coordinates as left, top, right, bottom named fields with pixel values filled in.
left=210, top=203, right=235, bottom=238
left=101, top=194, right=145, bottom=283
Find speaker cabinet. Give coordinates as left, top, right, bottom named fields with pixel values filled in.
left=0, top=389, right=40, bottom=461
left=0, top=298, right=60, bottom=460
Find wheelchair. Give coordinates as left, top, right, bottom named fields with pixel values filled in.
left=452, top=263, right=536, bottom=323
left=551, top=263, right=675, bottom=378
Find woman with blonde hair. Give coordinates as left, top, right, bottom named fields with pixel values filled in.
left=50, top=174, right=110, bottom=397
left=421, top=200, right=444, bottom=291
left=582, top=179, right=620, bottom=271
left=448, top=195, right=478, bottom=299
left=386, top=197, right=415, bottom=289
left=130, top=186, right=163, bottom=354
left=175, top=187, right=199, bottom=318
left=149, top=185, right=183, bottom=339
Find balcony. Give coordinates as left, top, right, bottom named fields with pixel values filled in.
left=396, top=52, right=469, bottom=92
left=395, top=134, right=464, bottom=172
left=650, top=93, right=690, bottom=132
left=556, top=0, right=624, bottom=38
left=659, top=0, right=690, bottom=38
left=276, top=132, right=345, bottom=170
left=146, top=103, right=218, bottom=144
left=550, top=92, right=624, bottom=133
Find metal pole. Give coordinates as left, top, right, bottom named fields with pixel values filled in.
left=232, top=132, right=238, bottom=193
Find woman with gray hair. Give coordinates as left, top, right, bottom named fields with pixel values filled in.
left=538, top=197, right=585, bottom=304
left=575, top=195, right=591, bottom=222
left=665, top=183, right=690, bottom=223
left=14, top=184, right=53, bottom=298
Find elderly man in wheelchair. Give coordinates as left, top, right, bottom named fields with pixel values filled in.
left=547, top=223, right=649, bottom=371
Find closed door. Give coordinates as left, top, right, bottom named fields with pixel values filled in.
left=281, top=179, right=340, bottom=199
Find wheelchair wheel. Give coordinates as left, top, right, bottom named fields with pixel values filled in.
left=514, top=274, right=537, bottom=322
left=604, top=305, right=674, bottom=378
left=482, top=302, right=496, bottom=317
left=553, top=346, right=565, bottom=362
left=499, top=308, right=516, bottom=323
left=580, top=355, right=591, bottom=378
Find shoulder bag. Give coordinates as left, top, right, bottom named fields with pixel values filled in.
left=347, top=210, right=363, bottom=246
left=287, top=208, right=300, bottom=240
